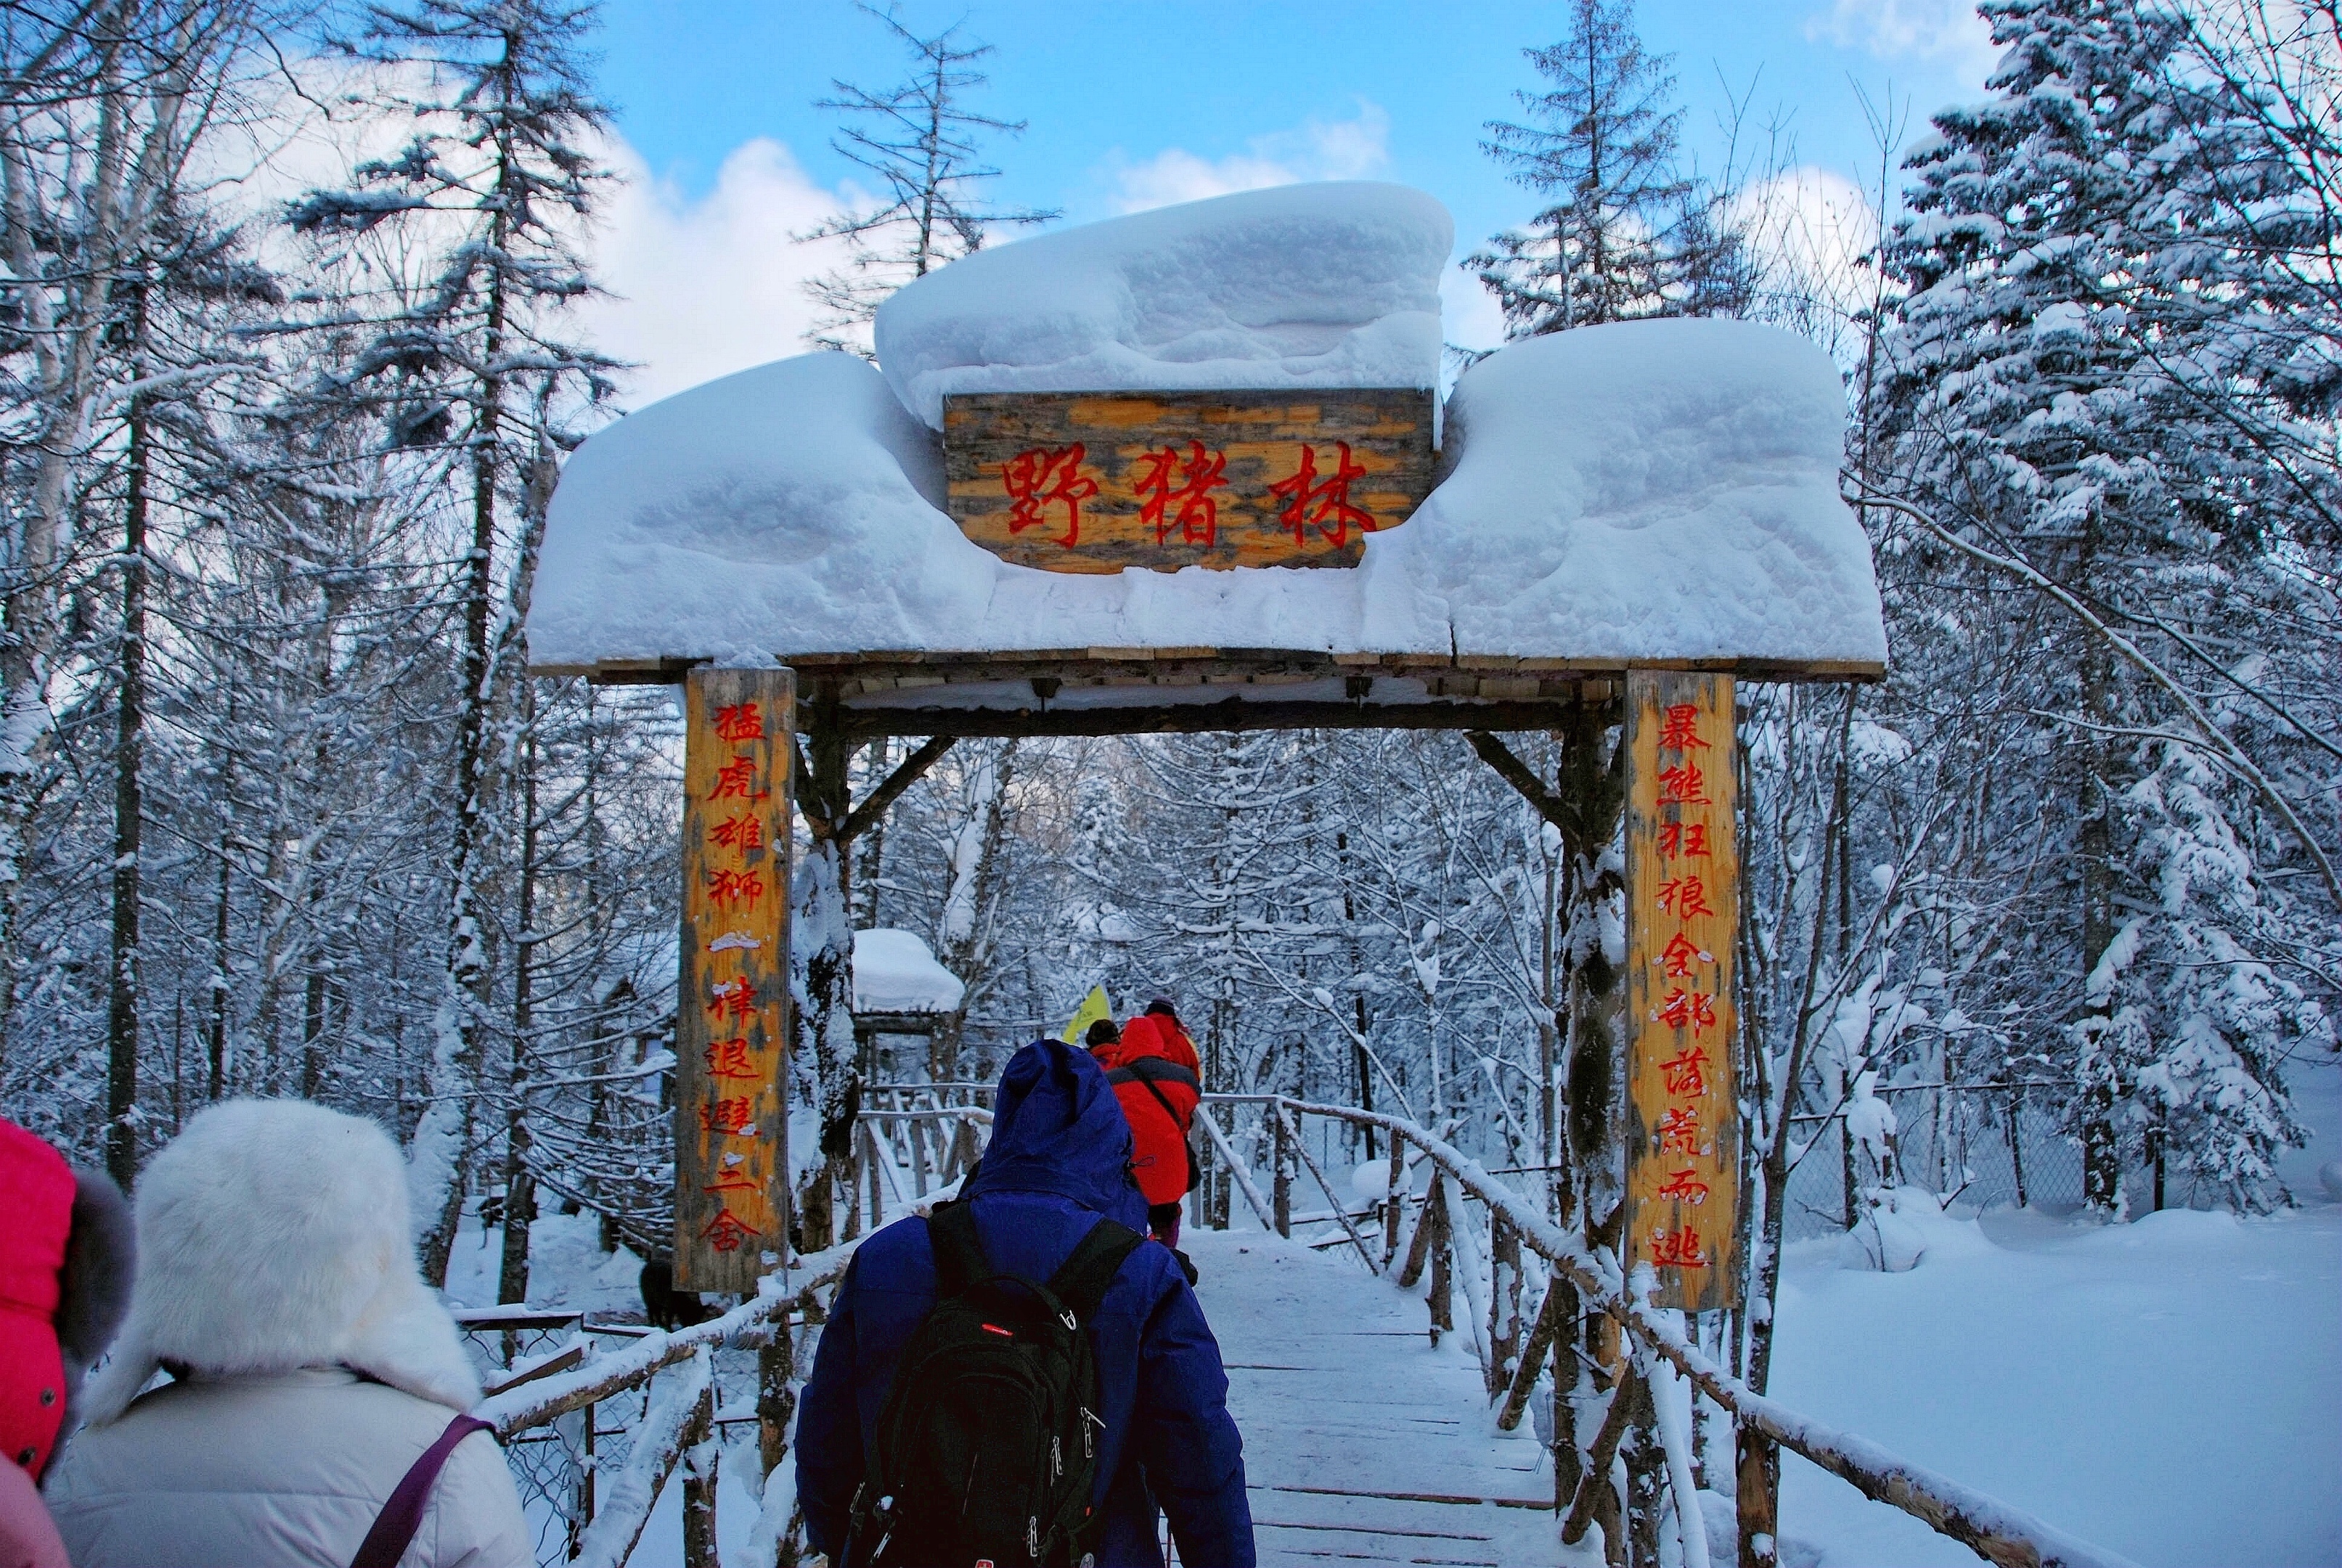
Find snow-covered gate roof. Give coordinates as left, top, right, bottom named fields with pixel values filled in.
left=529, top=183, right=1886, bottom=735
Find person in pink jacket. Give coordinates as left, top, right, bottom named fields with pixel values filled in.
left=0, top=1116, right=133, bottom=1568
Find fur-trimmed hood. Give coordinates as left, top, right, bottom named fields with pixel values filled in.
left=81, top=1100, right=478, bottom=1425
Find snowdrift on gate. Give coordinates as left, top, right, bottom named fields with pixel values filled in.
left=872, top=181, right=1449, bottom=428
left=527, top=182, right=1886, bottom=673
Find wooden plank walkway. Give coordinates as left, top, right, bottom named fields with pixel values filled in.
left=1183, top=1230, right=1582, bottom=1567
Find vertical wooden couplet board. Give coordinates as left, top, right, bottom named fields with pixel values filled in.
left=1623, top=669, right=1740, bottom=1312
left=676, top=666, right=795, bottom=1292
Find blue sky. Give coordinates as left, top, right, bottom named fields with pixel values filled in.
left=574, top=0, right=2002, bottom=402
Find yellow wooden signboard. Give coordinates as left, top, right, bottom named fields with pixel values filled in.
left=675, top=666, right=794, bottom=1292
left=942, top=389, right=1436, bottom=573
left=1623, top=669, right=1740, bottom=1312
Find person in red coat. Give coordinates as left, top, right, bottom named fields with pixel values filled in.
left=1090, top=1000, right=1202, bottom=1251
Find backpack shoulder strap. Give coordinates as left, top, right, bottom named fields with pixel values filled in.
left=348, top=1413, right=494, bottom=1568
left=925, top=1199, right=990, bottom=1295
left=1044, top=1219, right=1145, bottom=1324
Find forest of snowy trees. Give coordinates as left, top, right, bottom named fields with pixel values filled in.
left=1, top=0, right=2335, bottom=1350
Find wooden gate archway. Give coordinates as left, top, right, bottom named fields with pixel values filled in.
left=529, top=201, right=1888, bottom=1565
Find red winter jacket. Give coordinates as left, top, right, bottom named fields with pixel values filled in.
left=1095, top=1016, right=1201, bottom=1206
left=0, top=1120, right=73, bottom=1479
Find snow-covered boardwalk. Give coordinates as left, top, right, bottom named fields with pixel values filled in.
left=1186, top=1230, right=1569, bottom=1567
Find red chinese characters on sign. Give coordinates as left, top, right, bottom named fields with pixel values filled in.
left=1657, top=821, right=1710, bottom=858
left=705, top=1038, right=757, bottom=1079
left=1649, top=1226, right=1710, bottom=1269
left=707, top=976, right=754, bottom=1024
left=706, top=868, right=765, bottom=910
left=1002, top=444, right=1100, bottom=549
left=1655, top=875, right=1715, bottom=920
left=1655, top=989, right=1718, bottom=1037
left=1268, top=441, right=1374, bottom=548
left=700, top=1097, right=756, bottom=1136
left=1659, top=704, right=1710, bottom=752
left=699, top=1209, right=762, bottom=1252
left=1659, top=933, right=1704, bottom=979
left=1656, top=1167, right=1711, bottom=1204
left=1133, top=441, right=1231, bottom=547
left=1657, top=761, right=1712, bottom=807
left=1659, top=1044, right=1711, bottom=1098
left=713, top=702, right=765, bottom=743
left=709, top=756, right=768, bottom=803
left=710, top=814, right=764, bottom=853
left=1655, top=1107, right=1705, bottom=1156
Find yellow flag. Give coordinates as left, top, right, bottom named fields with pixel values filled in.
left=1061, top=984, right=1112, bottom=1045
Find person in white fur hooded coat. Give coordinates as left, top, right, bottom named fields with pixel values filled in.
left=44, top=1100, right=530, bottom=1568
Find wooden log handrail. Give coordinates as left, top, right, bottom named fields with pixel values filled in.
left=1264, top=1095, right=2144, bottom=1568
left=479, top=1257, right=852, bottom=1439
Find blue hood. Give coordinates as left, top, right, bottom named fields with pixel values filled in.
left=963, top=1037, right=1148, bottom=1230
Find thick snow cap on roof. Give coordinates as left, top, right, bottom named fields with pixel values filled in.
left=528, top=183, right=1886, bottom=674
left=853, top=928, right=966, bottom=1014
left=1390, top=318, right=1886, bottom=662
left=873, top=181, right=1449, bottom=428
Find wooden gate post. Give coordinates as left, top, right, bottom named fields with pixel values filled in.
left=1621, top=668, right=1740, bottom=1313
left=674, top=667, right=793, bottom=1294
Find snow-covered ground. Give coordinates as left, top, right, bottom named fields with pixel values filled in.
left=1772, top=1199, right=2340, bottom=1568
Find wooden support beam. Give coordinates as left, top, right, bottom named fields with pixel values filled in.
left=838, top=696, right=1601, bottom=740
left=840, top=734, right=955, bottom=841
left=1563, top=1363, right=1646, bottom=1547
left=1496, top=1281, right=1565, bottom=1432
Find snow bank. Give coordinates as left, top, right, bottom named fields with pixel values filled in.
left=873, top=181, right=1448, bottom=428
left=531, top=186, right=1886, bottom=674
left=852, top=927, right=965, bottom=1014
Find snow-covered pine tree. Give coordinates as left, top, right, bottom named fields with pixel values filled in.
left=289, top=0, right=617, bottom=1283
left=798, top=4, right=1054, bottom=356
left=1877, top=0, right=2336, bottom=1213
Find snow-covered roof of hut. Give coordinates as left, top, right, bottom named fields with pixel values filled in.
left=529, top=183, right=1886, bottom=678
left=852, top=928, right=965, bottom=1015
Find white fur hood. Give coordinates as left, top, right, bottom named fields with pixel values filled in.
left=81, top=1099, right=479, bottom=1424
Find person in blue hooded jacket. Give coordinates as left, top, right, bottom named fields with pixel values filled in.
left=796, top=1038, right=1255, bottom=1567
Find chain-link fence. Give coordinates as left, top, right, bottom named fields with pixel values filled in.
left=1779, top=1082, right=2087, bottom=1241
left=457, top=1312, right=653, bottom=1566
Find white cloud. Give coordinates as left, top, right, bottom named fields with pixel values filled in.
left=577, top=136, right=860, bottom=408
left=1734, top=166, right=1885, bottom=356
left=1106, top=102, right=1392, bottom=214
left=1440, top=266, right=1507, bottom=358
left=1805, top=0, right=1999, bottom=76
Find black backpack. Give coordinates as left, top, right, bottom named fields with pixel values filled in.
left=846, top=1200, right=1143, bottom=1568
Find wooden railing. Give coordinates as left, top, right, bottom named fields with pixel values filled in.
left=1209, top=1094, right=2142, bottom=1568
left=479, top=1085, right=2137, bottom=1568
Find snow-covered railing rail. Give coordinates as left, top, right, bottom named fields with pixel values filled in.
left=476, top=1257, right=854, bottom=1568
left=1233, top=1095, right=2142, bottom=1568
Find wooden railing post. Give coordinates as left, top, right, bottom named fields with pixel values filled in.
left=1397, top=1170, right=1442, bottom=1288
left=1271, top=1102, right=1292, bottom=1238
left=1496, top=1282, right=1563, bottom=1432
left=1382, top=1132, right=1406, bottom=1269
left=682, top=1379, right=719, bottom=1568
left=1737, top=1421, right=1779, bottom=1568
left=1488, top=1213, right=1523, bottom=1400
left=1425, top=1179, right=1453, bottom=1348
left=909, top=1114, right=930, bottom=1197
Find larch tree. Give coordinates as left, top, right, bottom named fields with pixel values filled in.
left=289, top=0, right=618, bottom=1283
left=1469, top=0, right=1697, bottom=335
left=797, top=3, right=1053, bottom=356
